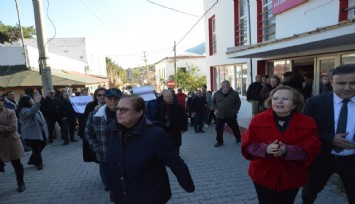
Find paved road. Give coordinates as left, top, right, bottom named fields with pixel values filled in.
left=0, top=125, right=347, bottom=204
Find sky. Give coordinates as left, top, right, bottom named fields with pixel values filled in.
left=0, top=0, right=205, bottom=68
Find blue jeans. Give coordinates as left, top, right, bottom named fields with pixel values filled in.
left=99, top=161, right=109, bottom=189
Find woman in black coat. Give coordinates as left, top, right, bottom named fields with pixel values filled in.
left=156, top=90, right=188, bottom=155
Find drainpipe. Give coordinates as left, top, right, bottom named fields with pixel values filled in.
left=247, top=0, right=253, bottom=83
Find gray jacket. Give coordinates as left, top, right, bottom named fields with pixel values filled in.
left=19, top=103, right=49, bottom=141
left=212, top=88, right=241, bottom=119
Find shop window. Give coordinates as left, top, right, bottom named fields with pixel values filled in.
left=342, top=53, right=355, bottom=64
left=266, top=60, right=291, bottom=79
left=236, top=64, right=247, bottom=96
left=214, top=64, right=247, bottom=96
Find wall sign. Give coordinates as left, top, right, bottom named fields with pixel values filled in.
left=272, top=0, right=308, bottom=15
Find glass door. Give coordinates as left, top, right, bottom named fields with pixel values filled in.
left=315, top=57, right=340, bottom=95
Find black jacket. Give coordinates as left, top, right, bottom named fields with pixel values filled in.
left=156, top=103, right=188, bottom=147
left=40, top=96, right=65, bottom=119
left=106, top=117, right=195, bottom=204
left=246, top=82, right=263, bottom=101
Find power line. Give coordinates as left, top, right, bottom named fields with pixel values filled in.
left=80, top=0, right=118, bottom=38
left=147, top=0, right=199, bottom=17
left=176, top=0, right=219, bottom=46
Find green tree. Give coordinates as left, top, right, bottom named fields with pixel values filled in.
left=173, top=65, right=206, bottom=91
left=106, top=57, right=127, bottom=88
left=0, top=21, right=36, bottom=44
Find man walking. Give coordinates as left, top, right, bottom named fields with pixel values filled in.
left=246, top=75, right=263, bottom=116
left=301, top=64, right=355, bottom=204
left=212, top=80, right=242, bottom=147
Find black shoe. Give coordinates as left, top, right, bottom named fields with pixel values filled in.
left=70, top=139, right=78, bottom=142
left=104, top=187, right=110, bottom=191
left=36, top=165, right=43, bottom=170
left=236, top=138, right=241, bottom=143
left=198, top=130, right=205, bottom=133
left=214, top=143, right=223, bottom=147
left=62, top=142, right=69, bottom=146
left=18, top=182, right=25, bottom=193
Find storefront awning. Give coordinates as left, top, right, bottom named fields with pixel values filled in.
left=226, top=20, right=355, bottom=59
left=0, top=65, right=107, bottom=88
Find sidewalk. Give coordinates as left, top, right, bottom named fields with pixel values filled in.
left=0, top=126, right=347, bottom=204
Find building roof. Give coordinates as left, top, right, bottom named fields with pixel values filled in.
left=20, top=38, right=88, bottom=63
left=154, top=52, right=205, bottom=65
left=0, top=65, right=106, bottom=87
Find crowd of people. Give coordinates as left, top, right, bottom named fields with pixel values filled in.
left=0, top=63, right=354, bottom=204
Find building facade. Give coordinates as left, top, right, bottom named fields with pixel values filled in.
left=154, top=52, right=206, bottom=92
left=204, top=0, right=355, bottom=118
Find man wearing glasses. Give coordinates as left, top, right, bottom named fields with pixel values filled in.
left=85, top=88, right=122, bottom=191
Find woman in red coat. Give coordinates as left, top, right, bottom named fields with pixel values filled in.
left=241, top=85, right=320, bottom=204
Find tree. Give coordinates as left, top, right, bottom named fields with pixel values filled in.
left=106, top=57, right=127, bottom=88
left=0, top=21, right=36, bottom=44
left=173, top=65, right=206, bottom=91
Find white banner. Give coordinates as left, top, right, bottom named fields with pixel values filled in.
left=132, top=86, right=156, bottom=101
left=69, top=96, right=93, bottom=114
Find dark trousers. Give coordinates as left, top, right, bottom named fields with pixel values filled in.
left=62, top=118, right=76, bottom=143
left=26, top=139, right=46, bottom=166
left=302, top=154, right=355, bottom=204
left=194, top=113, right=204, bottom=132
left=46, top=117, right=67, bottom=142
left=208, top=110, right=216, bottom=124
left=99, top=161, right=109, bottom=189
left=254, top=182, right=299, bottom=204
left=11, top=159, right=24, bottom=184
left=215, top=117, right=241, bottom=144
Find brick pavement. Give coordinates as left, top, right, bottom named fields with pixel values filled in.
left=0, top=125, right=347, bottom=204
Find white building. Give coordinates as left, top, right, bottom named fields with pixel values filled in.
left=0, top=38, right=107, bottom=95
left=204, top=0, right=355, bottom=119
left=154, top=52, right=206, bottom=92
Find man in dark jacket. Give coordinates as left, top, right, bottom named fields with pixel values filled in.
left=156, top=90, right=188, bottom=155
left=212, top=80, right=242, bottom=147
left=246, top=75, right=263, bottom=116
left=61, top=92, right=79, bottom=145
left=190, top=90, right=207, bottom=133
left=40, top=89, right=67, bottom=143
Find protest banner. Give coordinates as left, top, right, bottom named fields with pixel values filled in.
left=132, top=86, right=156, bottom=101
left=69, top=96, right=92, bottom=113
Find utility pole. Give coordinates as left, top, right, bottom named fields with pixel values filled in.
left=143, top=51, right=150, bottom=85
left=14, top=0, right=29, bottom=67
left=174, top=41, right=177, bottom=88
left=32, top=0, right=53, bottom=96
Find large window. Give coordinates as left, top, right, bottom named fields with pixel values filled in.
left=266, top=60, right=291, bottom=79
left=342, top=53, right=355, bottom=64
left=214, top=64, right=247, bottom=96
left=209, top=16, right=217, bottom=55
left=348, top=0, right=355, bottom=20
left=236, top=64, right=247, bottom=96
left=261, top=0, right=275, bottom=41
left=238, top=0, right=248, bottom=46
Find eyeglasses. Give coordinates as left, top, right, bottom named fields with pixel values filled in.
left=271, top=97, right=293, bottom=103
left=115, top=107, right=136, bottom=114
left=97, top=94, right=104, bottom=97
